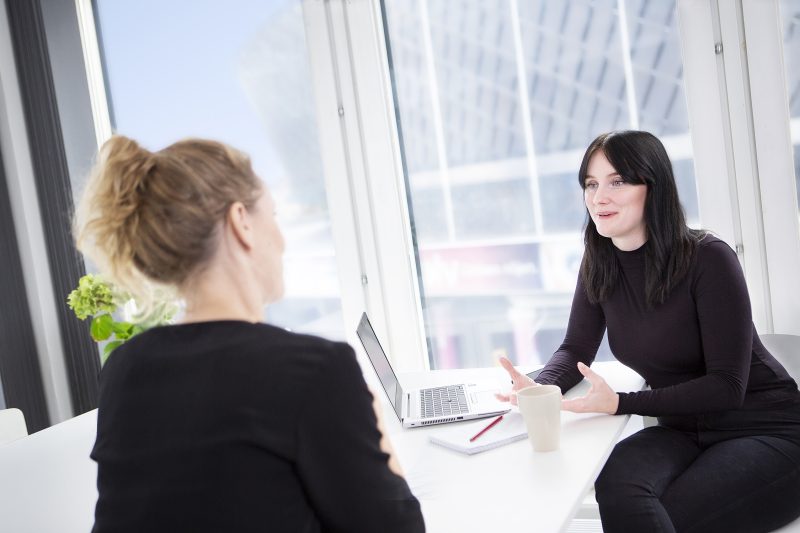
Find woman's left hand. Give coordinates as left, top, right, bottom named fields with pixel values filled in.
left=369, top=387, right=404, bottom=477
left=560, top=362, right=619, bottom=415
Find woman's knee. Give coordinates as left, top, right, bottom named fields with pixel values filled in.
left=595, top=443, right=649, bottom=502
left=596, top=427, right=700, bottom=502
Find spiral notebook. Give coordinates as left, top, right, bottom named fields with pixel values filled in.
left=428, top=411, right=528, bottom=455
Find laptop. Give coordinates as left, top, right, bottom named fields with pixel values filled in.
left=356, top=312, right=510, bottom=428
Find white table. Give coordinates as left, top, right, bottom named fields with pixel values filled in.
left=0, top=361, right=643, bottom=533
left=387, top=361, right=645, bottom=533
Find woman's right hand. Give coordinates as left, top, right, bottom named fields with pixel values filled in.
left=494, top=356, right=538, bottom=406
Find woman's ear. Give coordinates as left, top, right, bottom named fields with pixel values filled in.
left=227, top=201, right=254, bottom=250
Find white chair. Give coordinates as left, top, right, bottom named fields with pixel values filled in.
left=760, top=334, right=800, bottom=532
left=0, top=408, right=28, bottom=445
left=761, top=334, right=800, bottom=380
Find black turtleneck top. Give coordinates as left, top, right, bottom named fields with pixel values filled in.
left=534, top=235, right=800, bottom=419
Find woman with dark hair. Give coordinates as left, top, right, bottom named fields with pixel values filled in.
left=497, top=130, right=800, bottom=532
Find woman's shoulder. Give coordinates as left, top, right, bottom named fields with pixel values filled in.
left=247, top=323, right=356, bottom=366
left=122, top=320, right=345, bottom=348
left=688, top=233, right=744, bottom=287
left=237, top=323, right=361, bottom=385
left=104, top=321, right=356, bottom=377
left=694, top=233, right=738, bottom=264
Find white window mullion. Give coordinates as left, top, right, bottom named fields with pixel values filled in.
left=509, top=0, right=544, bottom=236
left=741, top=0, right=800, bottom=335
left=418, top=0, right=456, bottom=243
left=75, top=0, right=112, bottom=148
left=716, top=0, right=773, bottom=332
left=617, top=0, right=640, bottom=130
left=680, top=0, right=800, bottom=335
left=301, top=0, right=372, bottom=353
left=676, top=1, right=739, bottom=248
left=303, top=0, right=428, bottom=371
left=338, top=0, right=428, bottom=372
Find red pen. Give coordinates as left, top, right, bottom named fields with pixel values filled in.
left=469, top=414, right=504, bottom=442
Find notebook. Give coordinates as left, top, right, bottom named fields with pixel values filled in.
left=429, top=411, right=528, bottom=455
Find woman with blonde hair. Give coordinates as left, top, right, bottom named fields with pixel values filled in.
left=76, top=135, right=424, bottom=533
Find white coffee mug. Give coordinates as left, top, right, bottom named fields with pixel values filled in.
left=517, top=385, right=561, bottom=452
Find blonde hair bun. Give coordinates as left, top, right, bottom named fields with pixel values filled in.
left=74, top=135, right=262, bottom=307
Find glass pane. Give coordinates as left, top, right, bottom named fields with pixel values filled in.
left=383, top=0, right=697, bottom=368
left=94, top=0, right=343, bottom=339
left=780, top=1, right=800, bottom=229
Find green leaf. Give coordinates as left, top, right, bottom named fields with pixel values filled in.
left=111, top=321, right=134, bottom=340
left=101, top=340, right=124, bottom=364
left=90, top=314, right=114, bottom=341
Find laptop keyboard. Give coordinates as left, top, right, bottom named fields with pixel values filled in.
left=420, top=385, right=469, bottom=418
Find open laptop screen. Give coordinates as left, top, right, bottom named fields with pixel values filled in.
left=356, top=313, right=404, bottom=420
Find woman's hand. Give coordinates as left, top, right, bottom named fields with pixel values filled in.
left=494, top=356, right=538, bottom=406
left=561, top=362, right=619, bottom=415
left=369, top=387, right=404, bottom=477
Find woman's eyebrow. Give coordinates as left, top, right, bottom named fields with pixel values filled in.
left=584, top=172, right=621, bottom=179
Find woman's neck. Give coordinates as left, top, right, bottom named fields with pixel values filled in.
left=612, top=232, right=647, bottom=251
left=180, top=267, right=264, bottom=324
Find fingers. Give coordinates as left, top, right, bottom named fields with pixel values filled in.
left=561, top=398, right=585, bottom=413
left=494, top=391, right=518, bottom=406
left=564, top=364, right=617, bottom=414
left=577, top=362, right=605, bottom=385
left=498, top=356, right=525, bottom=382
left=367, top=386, right=381, bottom=411
left=368, top=388, right=385, bottom=422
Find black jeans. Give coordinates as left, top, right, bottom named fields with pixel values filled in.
left=595, top=403, right=800, bottom=533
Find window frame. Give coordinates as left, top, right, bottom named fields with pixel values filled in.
left=70, top=0, right=800, bottom=379
left=678, top=0, right=800, bottom=334
left=302, top=0, right=429, bottom=371
left=1, top=0, right=102, bottom=425
left=327, top=0, right=800, bottom=370
left=739, top=0, right=800, bottom=334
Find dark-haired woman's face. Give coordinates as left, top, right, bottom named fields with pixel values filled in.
left=584, top=152, right=647, bottom=251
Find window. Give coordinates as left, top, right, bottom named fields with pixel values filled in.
left=93, top=0, right=343, bottom=338
left=382, top=0, right=697, bottom=368
left=780, top=0, right=800, bottom=228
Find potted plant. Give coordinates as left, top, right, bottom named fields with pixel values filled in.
left=67, top=274, right=177, bottom=363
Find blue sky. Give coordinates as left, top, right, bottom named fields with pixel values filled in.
left=96, top=0, right=294, bottom=181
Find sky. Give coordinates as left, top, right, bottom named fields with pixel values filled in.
left=95, top=0, right=295, bottom=181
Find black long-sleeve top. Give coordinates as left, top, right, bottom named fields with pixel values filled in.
left=91, top=321, right=424, bottom=533
left=535, top=235, right=800, bottom=420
